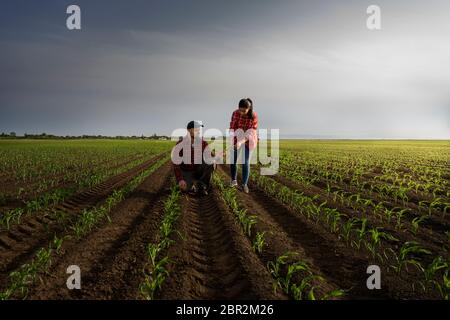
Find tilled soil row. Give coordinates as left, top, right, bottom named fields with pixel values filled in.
left=243, top=169, right=440, bottom=299
left=271, top=173, right=448, bottom=258
left=0, top=152, right=168, bottom=289
left=219, top=167, right=392, bottom=299
left=0, top=153, right=149, bottom=207
left=27, top=162, right=172, bottom=299
left=279, top=165, right=450, bottom=233
left=160, top=187, right=281, bottom=300
left=214, top=169, right=340, bottom=299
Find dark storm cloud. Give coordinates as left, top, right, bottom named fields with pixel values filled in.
left=0, top=0, right=449, bottom=138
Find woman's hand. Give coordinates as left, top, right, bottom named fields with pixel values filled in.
left=178, top=180, right=187, bottom=191
left=236, top=140, right=245, bottom=149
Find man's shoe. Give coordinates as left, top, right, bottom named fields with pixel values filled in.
left=188, top=185, right=197, bottom=196
left=199, top=187, right=209, bottom=196
left=242, top=184, right=249, bottom=194
left=230, top=180, right=238, bottom=187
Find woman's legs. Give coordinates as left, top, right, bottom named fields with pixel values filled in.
left=241, top=145, right=251, bottom=186
left=230, top=145, right=251, bottom=188
left=230, top=147, right=238, bottom=181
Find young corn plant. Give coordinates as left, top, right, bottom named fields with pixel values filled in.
left=411, top=215, right=428, bottom=235
left=391, top=241, right=432, bottom=275
left=290, top=275, right=321, bottom=300
left=139, top=256, right=171, bottom=300
left=252, top=231, right=266, bottom=254
left=267, top=253, right=293, bottom=294
left=424, top=256, right=448, bottom=283
left=434, top=272, right=450, bottom=300
left=320, top=289, right=347, bottom=300
left=291, top=274, right=327, bottom=300
left=329, top=210, right=344, bottom=234
left=52, top=235, right=64, bottom=254
left=267, top=252, right=343, bottom=300
left=341, top=217, right=358, bottom=243
left=324, top=207, right=341, bottom=232
left=1, top=242, right=56, bottom=299
left=365, top=228, right=398, bottom=262
left=51, top=209, right=68, bottom=226
left=419, top=200, right=432, bottom=215
left=140, top=185, right=181, bottom=300
left=242, top=215, right=257, bottom=237
left=395, top=208, right=409, bottom=230
left=279, top=261, right=310, bottom=295
left=0, top=208, right=24, bottom=230
left=383, top=208, right=396, bottom=224
left=351, top=218, right=367, bottom=250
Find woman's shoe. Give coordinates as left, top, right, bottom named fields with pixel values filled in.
left=230, top=180, right=238, bottom=187
left=242, top=184, right=249, bottom=194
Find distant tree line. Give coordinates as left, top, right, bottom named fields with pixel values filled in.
left=0, top=132, right=170, bottom=140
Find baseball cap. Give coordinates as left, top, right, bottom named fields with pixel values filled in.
left=187, top=120, right=204, bottom=129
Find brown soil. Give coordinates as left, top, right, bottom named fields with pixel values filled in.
left=241, top=170, right=441, bottom=299
left=0, top=153, right=167, bottom=290
left=270, top=173, right=448, bottom=258
left=0, top=154, right=149, bottom=214
left=160, top=187, right=282, bottom=299
left=219, top=167, right=395, bottom=299
left=1, top=160, right=444, bottom=300
left=26, top=162, right=172, bottom=299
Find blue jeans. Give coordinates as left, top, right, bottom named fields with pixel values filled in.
left=230, top=145, right=251, bottom=186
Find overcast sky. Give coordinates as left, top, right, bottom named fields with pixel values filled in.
left=0, top=0, right=449, bottom=138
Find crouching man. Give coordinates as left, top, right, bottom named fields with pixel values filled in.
left=171, top=120, right=215, bottom=196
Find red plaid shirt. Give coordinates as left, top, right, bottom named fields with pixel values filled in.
left=229, top=109, right=258, bottom=147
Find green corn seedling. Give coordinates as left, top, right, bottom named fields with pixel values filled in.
left=411, top=215, right=428, bottom=235
left=252, top=231, right=266, bottom=254
left=393, top=241, right=432, bottom=274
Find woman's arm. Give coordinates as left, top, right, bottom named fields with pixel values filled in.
left=229, top=110, right=239, bottom=130
left=251, top=112, right=258, bottom=130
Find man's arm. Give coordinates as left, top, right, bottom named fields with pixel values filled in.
left=173, top=163, right=183, bottom=182
left=172, top=141, right=186, bottom=187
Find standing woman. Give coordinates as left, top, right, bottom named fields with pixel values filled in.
left=229, top=98, right=258, bottom=193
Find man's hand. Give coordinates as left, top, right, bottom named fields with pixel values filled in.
left=178, top=180, right=187, bottom=191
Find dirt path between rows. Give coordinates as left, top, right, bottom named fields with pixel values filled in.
left=160, top=188, right=282, bottom=300
left=219, top=166, right=397, bottom=299
left=27, top=162, right=172, bottom=299
left=0, top=153, right=167, bottom=292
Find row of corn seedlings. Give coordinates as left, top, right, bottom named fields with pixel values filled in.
left=273, top=164, right=448, bottom=258
left=139, top=185, right=181, bottom=300
left=252, top=172, right=450, bottom=299
left=0, top=156, right=169, bottom=300
left=280, top=153, right=449, bottom=219
left=0, top=153, right=168, bottom=231
left=213, top=173, right=345, bottom=300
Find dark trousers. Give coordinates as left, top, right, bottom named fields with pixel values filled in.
left=230, top=145, right=251, bottom=186
left=181, top=163, right=214, bottom=190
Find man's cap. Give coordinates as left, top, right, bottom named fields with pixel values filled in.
left=187, top=120, right=204, bottom=129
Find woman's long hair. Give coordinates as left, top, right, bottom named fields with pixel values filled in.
left=238, top=98, right=254, bottom=119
